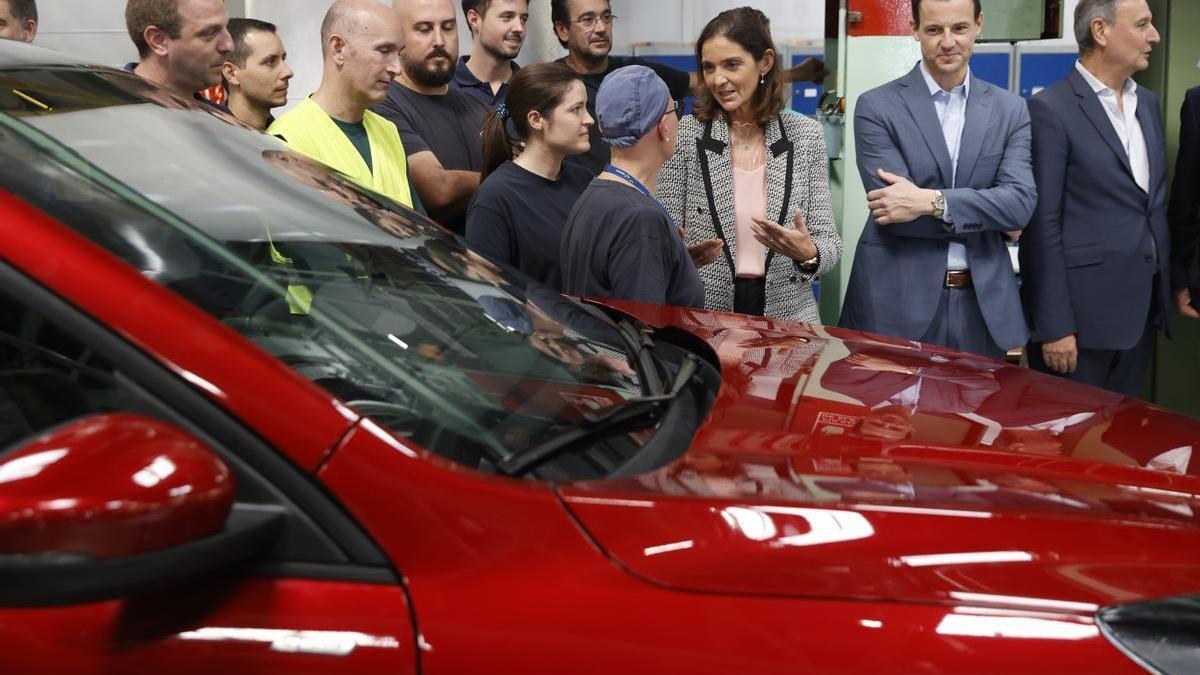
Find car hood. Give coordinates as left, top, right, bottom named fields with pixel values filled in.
left=558, top=302, right=1200, bottom=610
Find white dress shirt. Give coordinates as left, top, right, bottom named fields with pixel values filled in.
left=920, top=63, right=970, bottom=270
left=1074, top=61, right=1150, bottom=193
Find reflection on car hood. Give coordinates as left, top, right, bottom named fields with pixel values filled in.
left=559, top=302, right=1200, bottom=610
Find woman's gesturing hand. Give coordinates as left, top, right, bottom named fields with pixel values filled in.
left=750, top=211, right=817, bottom=262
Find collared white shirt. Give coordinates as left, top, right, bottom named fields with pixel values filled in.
left=875, top=377, right=922, bottom=412
left=919, top=62, right=970, bottom=271
left=1074, top=61, right=1150, bottom=193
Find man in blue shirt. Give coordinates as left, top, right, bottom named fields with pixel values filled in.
left=454, top=0, right=526, bottom=108
left=840, top=0, right=1036, bottom=361
left=124, top=0, right=234, bottom=111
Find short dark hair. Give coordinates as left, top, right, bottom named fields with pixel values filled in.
left=7, top=0, right=36, bottom=24
left=227, top=17, right=277, bottom=67
left=911, top=0, right=983, bottom=24
left=125, top=0, right=182, bottom=58
left=693, top=7, right=784, bottom=126
left=461, top=0, right=493, bottom=18
left=550, top=0, right=570, bottom=48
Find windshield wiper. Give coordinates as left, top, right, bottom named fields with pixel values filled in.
left=498, top=355, right=699, bottom=476
left=575, top=301, right=664, bottom=395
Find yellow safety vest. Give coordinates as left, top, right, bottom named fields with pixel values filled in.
left=268, top=98, right=413, bottom=207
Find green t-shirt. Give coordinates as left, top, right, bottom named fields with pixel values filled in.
left=331, top=117, right=373, bottom=172
left=330, top=116, right=425, bottom=215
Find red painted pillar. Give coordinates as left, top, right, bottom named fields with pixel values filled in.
left=847, top=0, right=915, bottom=37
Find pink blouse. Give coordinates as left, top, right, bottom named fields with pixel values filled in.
left=733, top=165, right=768, bottom=278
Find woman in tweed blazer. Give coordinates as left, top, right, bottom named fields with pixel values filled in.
left=658, top=8, right=840, bottom=324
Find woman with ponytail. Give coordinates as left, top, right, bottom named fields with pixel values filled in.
left=466, top=61, right=593, bottom=291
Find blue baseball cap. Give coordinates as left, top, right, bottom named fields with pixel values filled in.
left=596, top=65, right=672, bottom=148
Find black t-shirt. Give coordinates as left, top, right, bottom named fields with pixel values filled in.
left=560, top=180, right=704, bottom=308
left=465, top=160, right=592, bottom=291
left=557, top=55, right=691, bottom=176
left=371, top=82, right=491, bottom=232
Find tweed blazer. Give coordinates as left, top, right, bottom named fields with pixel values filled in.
left=658, top=112, right=841, bottom=324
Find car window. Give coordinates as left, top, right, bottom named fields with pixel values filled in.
left=0, top=68, right=658, bottom=480
left=0, top=287, right=122, bottom=450
left=0, top=271, right=386, bottom=567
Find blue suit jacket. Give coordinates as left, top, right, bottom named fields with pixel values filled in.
left=840, top=65, right=1037, bottom=350
left=1168, top=85, right=1200, bottom=292
left=1021, top=67, right=1171, bottom=350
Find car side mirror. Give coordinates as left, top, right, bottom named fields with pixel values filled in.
left=0, top=413, right=283, bottom=606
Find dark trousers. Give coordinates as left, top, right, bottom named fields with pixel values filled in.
left=919, top=286, right=1006, bottom=361
left=734, top=277, right=766, bottom=316
left=1028, top=318, right=1156, bottom=397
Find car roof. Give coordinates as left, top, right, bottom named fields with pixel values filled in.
left=0, top=39, right=99, bottom=69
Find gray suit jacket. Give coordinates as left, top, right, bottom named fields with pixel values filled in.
left=658, top=112, right=842, bottom=324
left=839, top=65, right=1037, bottom=350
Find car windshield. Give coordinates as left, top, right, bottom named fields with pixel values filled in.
left=0, top=65, right=659, bottom=479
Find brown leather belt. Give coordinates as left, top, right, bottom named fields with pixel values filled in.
left=944, top=270, right=972, bottom=288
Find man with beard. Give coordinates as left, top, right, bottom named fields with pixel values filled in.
left=124, top=0, right=234, bottom=110
left=373, top=0, right=491, bottom=234
left=455, top=0, right=526, bottom=108
left=551, top=0, right=828, bottom=175
left=221, top=18, right=293, bottom=131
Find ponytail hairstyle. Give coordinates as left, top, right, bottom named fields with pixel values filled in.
left=692, top=7, right=784, bottom=125
left=480, top=61, right=584, bottom=180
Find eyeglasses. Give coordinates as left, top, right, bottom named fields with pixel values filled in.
left=571, top=12, right=616, bottom=30
left=665, top=101, right=682, bottom=120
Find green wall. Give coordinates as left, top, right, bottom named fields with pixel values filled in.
left=1137, top=0, right=1200, bottom=418
left=826, top=36, right=924, bottom=325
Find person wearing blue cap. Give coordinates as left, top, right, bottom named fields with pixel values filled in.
left=560, top=65, right=709, bottom=308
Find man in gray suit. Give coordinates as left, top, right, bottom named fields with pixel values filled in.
left=839, top=0, right=1036, bottom=361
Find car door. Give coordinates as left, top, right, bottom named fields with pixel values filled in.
left=0, top=261, right=419, bottom=675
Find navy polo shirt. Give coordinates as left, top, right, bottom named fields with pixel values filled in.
left=451, top=56, right=519, bottom=108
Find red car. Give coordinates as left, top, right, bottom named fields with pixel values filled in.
left=0, top=43, right=1197, bottom=674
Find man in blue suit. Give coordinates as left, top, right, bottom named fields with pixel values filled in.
left=1168, top=84, right=1200, bottom=321
left=840, top=0, right=1036, bottom=362
left=1021, top=0, right=1169, bottom=396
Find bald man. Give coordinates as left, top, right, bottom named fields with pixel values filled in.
left=371, top=0, right=490, bottom=234
left=269, top=0, right=415, bottom=207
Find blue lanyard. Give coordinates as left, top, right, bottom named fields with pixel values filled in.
left=604, top=163, right=674, bottom=225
